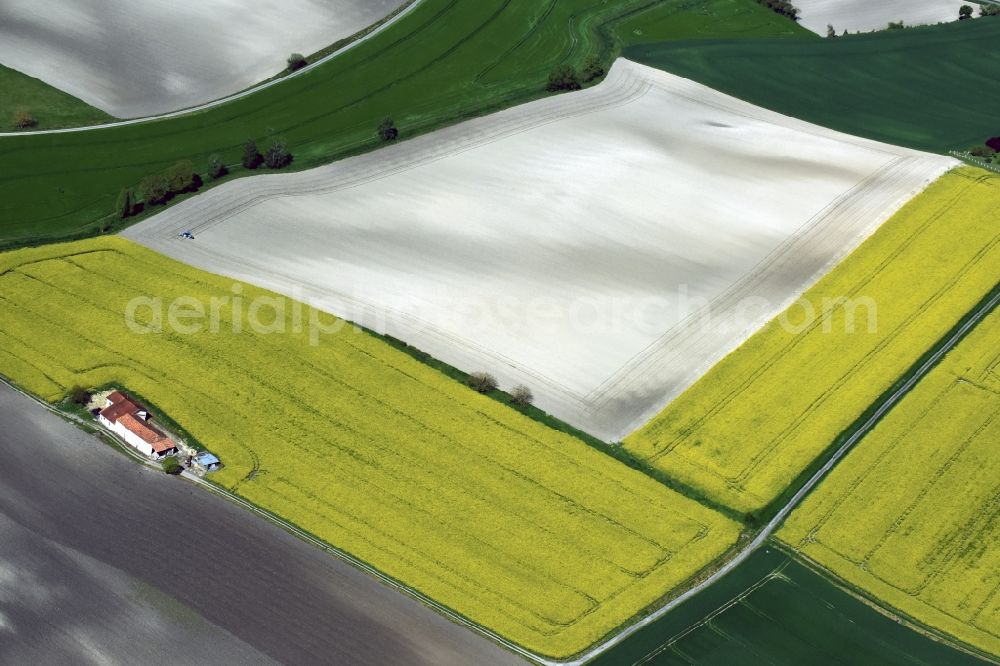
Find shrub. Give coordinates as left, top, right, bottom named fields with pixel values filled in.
left=165, top=159, right=197, bottom=193
left=969, top=144, right=996, bottom=159
left=581, top=55, right=605, bottom=83
left=162, top=457, right=183, bottom=475
left=68, top=385, right=90, bottom=406
left=264, top=139, right=292, bottom=169
left=287, top=52, right=307, bottom=72
left=985, top=136, right=1000, bottom=152
left=467, top=372, right=498, bottom=393
left=116, top=187, right=136, bottom=219
left=207, top=154, right=227, bottom=180
left=378, top=117, right=399, bottom=142
left=139, top=174, right=170, bottom=206
left=12, top=110, right=37, bottom=129
left=242, top=140, right=263, bottom=169
left=510, top=385, right=534, bottom=407
left=547, top=65, right=581, bottom=92
left=887, top=20, right=905, bottom=29
left=982, top=4, right=1000, bottom=16
left=754, top=0, right=799, bottom=20
left=959, top=4, right=973, bottom=20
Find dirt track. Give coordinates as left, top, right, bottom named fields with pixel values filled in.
left=0, top=382, right=521, bottom=665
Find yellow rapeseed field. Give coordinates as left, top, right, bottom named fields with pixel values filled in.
left=626, top=167, right=1000, bottom=514
left=0, top=237, right=739, bottom=658
left=780, top=308, right=1000, bottom=658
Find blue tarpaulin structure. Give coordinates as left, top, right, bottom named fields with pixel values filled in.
left=195, top=452, right=221, bottom=470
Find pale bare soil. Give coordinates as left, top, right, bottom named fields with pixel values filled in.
left=0, top=0, right=403, bottom=118
left=124, top=59, right=955, bottom=441
left=795, top=0, right=967, bottom=35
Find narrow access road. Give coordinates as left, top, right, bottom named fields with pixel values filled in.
left=0, top=381, right=521, bottom=666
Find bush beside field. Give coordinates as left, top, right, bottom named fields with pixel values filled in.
left=0, top=237, right=739, bottom=658
left=625, top=167, right=1000, bottom=515
left=0, top=64, right=113, bottom=131
left=779, top=308, right=1000, bottom=658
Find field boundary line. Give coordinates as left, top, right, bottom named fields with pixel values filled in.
left=951, top=151, right=1000, bottom=174
left=785, top=545, right=1000, bottom=665
left=0, top=0, right=427, bottom=137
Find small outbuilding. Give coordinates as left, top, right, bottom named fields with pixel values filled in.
left=98, top=392, right=178, bottom=459
left=194, top=451, right=222, bottom=472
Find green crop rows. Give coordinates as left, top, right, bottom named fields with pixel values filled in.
left=625, top=18, right=1000, bottom=153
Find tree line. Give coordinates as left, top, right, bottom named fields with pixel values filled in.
left=115, top=138, right=293, bottom=220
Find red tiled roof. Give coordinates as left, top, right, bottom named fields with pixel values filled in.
left=118, top=413, right=176, bottom=453
left=99, top=392, right=141, bottom=424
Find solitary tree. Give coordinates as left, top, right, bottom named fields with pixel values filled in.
left=12, top=110, right=37, bottom=128
left=467, top=372, right=498, bottom=394
left=139, top=173, right=170, bottom=206
left=165, top=159, right=197, bottom=193
left=581, top=55, right=605, bottom=82
left=969, top=144, right=996, bottom=159
left=547, top=65, right=581, bottom=92
left=959, top=4, right=974, bottom=20
left=207, top=153, right=227, bottom=180
left=510, top=385, right=534, bottom=407
left=116, top=187, right=136, bottom=219
left=68, top=385, right=90, bottom=406
left=242, top=139, right=263, bottom=169
left=162, top=456, right=183, bottom=475
left=287, top=52, right=307, bottom=72
left=264, top=138, right=292, bottom=168
left=378, top=117, right=399, bottom=142
left=755, top=0, right=798, bottom=20
left=826, top=24, right=837, bottom=38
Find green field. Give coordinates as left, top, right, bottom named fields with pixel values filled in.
left=781, top=306, right=1000, bottom=658
left=625, top=18, right=1000, bottom=153
left=625, top=167, right=1000, bottom=516
left=612, top=0, right=814, bottom=43
left=0, top=64, right=113, bottom=131
left=590, top=548, right=985, bottom=665
left=0, top=237, right=740, bottom=658
left=0, top=0, right=802, bottom=248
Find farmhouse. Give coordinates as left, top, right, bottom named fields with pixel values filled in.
left=98, top=391, right=177, bottom=458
